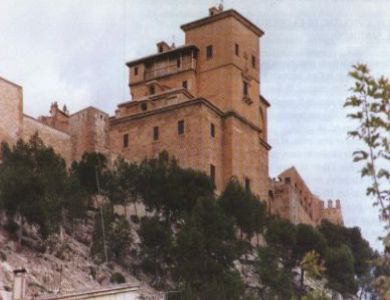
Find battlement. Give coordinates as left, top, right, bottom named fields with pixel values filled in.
left=320, top=199, right=341, bottom=210
left=270, top=167, right=344, bottom=227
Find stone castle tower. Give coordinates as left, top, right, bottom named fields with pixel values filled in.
left=0, top=6, right=343, bottom=226
left=111, top=6, right=271, bottom=200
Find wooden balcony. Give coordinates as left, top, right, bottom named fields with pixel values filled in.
left=144, top=62, right=196, bottom=81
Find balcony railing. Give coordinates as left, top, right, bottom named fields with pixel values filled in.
left=144, top=63, right=195, bottom=81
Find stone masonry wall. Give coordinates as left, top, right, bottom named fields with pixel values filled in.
left=22, top=115, right=72, bottom=164
left=270, top=167, right=344, bottom=226
left=69, top=107, right=110, bottom=162
left=222, top=116, right=269, bottom=201
left=110, top=102, right=225, bottom=192
left=0, top=77, right=23, bottom=148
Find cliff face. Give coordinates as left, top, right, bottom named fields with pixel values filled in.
left=0, top=216, right=160, bottom=300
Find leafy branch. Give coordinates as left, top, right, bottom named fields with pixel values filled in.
left=344, top=64, right=390, bottom=227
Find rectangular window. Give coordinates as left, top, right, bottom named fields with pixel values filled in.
left=252, top=55, right=256, bottom=68
left=178, top=120, right=185, bottom=135
left=245, top=178, right=251, bottom=191
left=153, top=126, right=159, bottom=141
left=206, top=45, right=213, bottom=59
left=210, top=164, right=216, bottom=183
left=235, top=43, right=239, bottom=56
left=123, top=134, right=129, bottom=148
left=134, top=67, right=138, bottom=76
left=210, top=123, right=215, bottom=138
left=182, top=80, right=188, bottom=89
left=243, top=81, right=248, bottom=96
left=177, top=58, right=181, bottom=69
left=149, top=85, right=155, bottom=95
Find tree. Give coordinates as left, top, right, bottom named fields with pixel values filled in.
left=319, top=221, right=373, bottom=278
left=91, top=203, right=113, bottom=262
left=106, top=157, right=139, bottom=215
left=0, top=134, right=67, bottom=240
left=71, top=152, right=108, bottom=195
left=324, top=245, right=358, bottom=295
left=136, top=151, right=214, bottom=223
left=63, top=171, right=89, bottom=229
left=295, top=224, right=327, bottom=259
left=257, top=246, right=296, bottom=299
left=300, top=250, right=326, bottom=281
left=264, top=217, right=297, bottom=267
left=108, top=216, right=133, bottom=262
left=174, top=197, right=242, bottom=299
left=138, top=216, right=173, bottom=283
left=219, top=177, right=267, bottom=242
left=344, top=64, right=390, bottom=226
left=294, top=224, right=327, bottom=293
left=90, top=203, right=133, bottom=263
left=344, top=64, right=390, bottom=297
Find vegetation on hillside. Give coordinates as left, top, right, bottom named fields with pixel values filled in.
left=0, top=136, right=375, bottom=299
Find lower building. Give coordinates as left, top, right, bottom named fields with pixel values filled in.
left=269, top=167, right=343, bottom=226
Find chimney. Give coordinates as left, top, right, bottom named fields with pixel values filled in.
left=156, top=41, right=171, bottom=53
left=327, top=200, right=333, bottom=209
left=12, top=268, right=27, bottom=300
left=209, top=5, right=223, bottom=16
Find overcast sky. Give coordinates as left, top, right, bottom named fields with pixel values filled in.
left=0, top=0, right=389, bottom=250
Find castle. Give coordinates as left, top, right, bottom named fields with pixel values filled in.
left=0, top=6, right=343, bottom=226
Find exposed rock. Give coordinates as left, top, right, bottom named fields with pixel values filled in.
left=0, top=217, right=161, bottom=299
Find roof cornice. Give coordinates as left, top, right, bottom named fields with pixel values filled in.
left=126, top=45, right=198, bottom=67
left=181, top=9, right=264, bottom=37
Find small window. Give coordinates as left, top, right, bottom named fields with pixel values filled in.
left=149, top=85, right=155, bottom=95
left=182, top=80, right=188, bottom=89
left=245, top=178, right=251, bottom=191
left=141, top=102, right=148, bottom=111
left=235, top=43, right=239, bottom=56
left=210, top=164, right=216, bottom=183
left=210, top=123, right=215, bottom=138
left=177, top=58, right=181, bottom=69
left=134, top=67, right=138, bottom=76
left=206, top=45, right=213, bottom=59
left=153, top=126, right=159, bottom=141
left=123, top=134, right=129, bottom=148
left=243, top=81, right=248, bottom=96
left=252, top=55, right=256, bottom=68
left=178, top=120, right=184, bottom=135
left=159, top=45, right=164, bottom=53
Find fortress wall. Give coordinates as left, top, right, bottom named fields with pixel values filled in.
left=22, top=115, right=72, bottom=164
left=269, top=182, right=291, bottom=220
left=321, top=200, right=343, bottom=225
left=69, top=107, right=110, bottom=162
left=0, top=77, right=23, bottom=147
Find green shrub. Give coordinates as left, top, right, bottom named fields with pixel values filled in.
left=0, top=251, right=7, bottom=262
left=110, top=272, right=126, bottom=284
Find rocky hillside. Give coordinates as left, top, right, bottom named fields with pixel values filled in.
left=0, top=213, right=161, bottom=300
